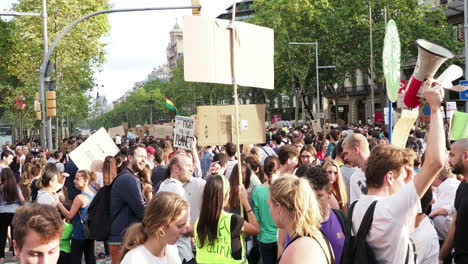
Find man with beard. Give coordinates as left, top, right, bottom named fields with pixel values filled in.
left=109, top=144, right=147, bottom=264
left=158, top=151, right=196, bottom=264
left=440, top=138, right=468, bottom=263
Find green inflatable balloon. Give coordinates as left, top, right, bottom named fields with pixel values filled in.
left=383, top=20, right=401, bottom=102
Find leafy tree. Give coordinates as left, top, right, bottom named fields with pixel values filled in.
left=1, top=0, right=111, bottom=137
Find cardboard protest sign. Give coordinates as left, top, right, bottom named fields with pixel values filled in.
left=69, top=128, right=119, bottom=170
left=173, top=116, right=195, bottom=150
left=450, top=111, right=468, bottom=141
left=391, top=110, right=418, bottom=149
left=312, top=120, right=322, bottom=133
left=183, top=16, right=274, bottom=90
left=148, top=125, right=173, bottom=139
left=197, top=104, right=266, bottom=146
left=108, top=125, right=125, bottom=138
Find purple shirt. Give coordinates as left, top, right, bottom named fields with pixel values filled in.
left=320, top=209, right=345, bottom=264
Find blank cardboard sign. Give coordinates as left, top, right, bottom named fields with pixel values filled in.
left=197, top=104, right=266, bottom=146
left=183, top=16, right=274, bottom=90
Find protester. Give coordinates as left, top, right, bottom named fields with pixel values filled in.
left=440, top=138, right=468, bottom=263
left=252, top=156, right=280, bottom=264
left=322, top=159, right=348, bottom=211
left=109, top=144, right=147, bottom=264
left=429, top=163, right=460, bottom=256
left=277, top=145, right=299, bottom=176
left=120, top=192, right=188, bottom=264
left=194, top=175, right=259, bottom=263
left=350, top=78, right=445, bottom=264
left=103, top=156, right=118, bottom=186
left=158, top=152, right=195, bottom=263
left=410, top=189, right=439, bottom=264
left=54, top=170, right=96, bottom=264
left=270, top=176, right=333, bottom=263
left=35, top=163, right=62, bottom=205
left=304, top=166, right=346, bottom=264
left=227, top=163, right=252, bottom=214
left=298, top=144, right=318, bottom=166
left=204, top=153, right=227, bottom=180
left=200, top=146, right=215, bottom=176
left=225, top=143, right=238, bottom=179
left=343, top=133, right=371, bottom=203
left=0, top=168, right=24, bottom=263
left=58, top=204, right=73, bottom=264
left=12, top=204, right=63, bottom=264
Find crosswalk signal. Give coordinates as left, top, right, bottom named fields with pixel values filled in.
left=192, top=0, right=201, bottom=16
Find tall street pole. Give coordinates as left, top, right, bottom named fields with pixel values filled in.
left=369, top=4, right=375, bottom=119
left=315, top=42, right=320, bottom=114
left=41, top=0, right=50, bottom=150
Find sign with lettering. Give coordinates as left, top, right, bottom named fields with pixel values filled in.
left=70, top=127, right=119, bottom=170
left=173, top=116, right=195, bottom=150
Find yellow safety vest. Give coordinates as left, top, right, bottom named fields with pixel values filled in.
left=194, top=211, right=247, bottom=264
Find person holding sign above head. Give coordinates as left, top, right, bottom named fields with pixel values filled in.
left=195, top=175, right=259, bottom=264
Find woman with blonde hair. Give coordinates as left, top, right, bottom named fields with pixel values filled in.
left=120, top=192, right=189, bottom=264
left=270, top=176, right=334, bottom=264
left=322, top=159, right=348, bottom=212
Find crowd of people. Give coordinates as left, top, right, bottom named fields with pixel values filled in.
left=0, top=79, right=467, bottom=264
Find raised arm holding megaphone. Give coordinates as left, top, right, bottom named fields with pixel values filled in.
left=404, top=39, right=454, bottom=108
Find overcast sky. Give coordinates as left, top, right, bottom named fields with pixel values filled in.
left=1, top=0, right=234, bottom=102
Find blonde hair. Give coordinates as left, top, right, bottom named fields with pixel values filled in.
left=120, top=192, right=188, bottom=260
left=343, top=133, right=369, bottom=152
left=270, top=176, right=322, bottom=238
left=323, top=159, right=348, bottom=208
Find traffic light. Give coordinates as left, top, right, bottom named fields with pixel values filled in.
left=191, top=0, right=201, bottom=16
left=46, top=90, right=56, bottom=117
left=35, top=92, right=42, bottom=120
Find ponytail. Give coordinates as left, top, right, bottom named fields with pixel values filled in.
left=120, top=223, right=148, bottom=260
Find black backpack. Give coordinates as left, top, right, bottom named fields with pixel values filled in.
left=331, top=209, right=352, bottom=264
left=342, top=200, right=379, bottom=264
left=86, top=178, right=122, bottom=241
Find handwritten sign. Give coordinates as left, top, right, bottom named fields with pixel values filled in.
left=70, top=128, right=119, bottom=170
left=173, top=116, right=195, bottom=150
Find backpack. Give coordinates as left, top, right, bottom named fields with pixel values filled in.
left=342, top=200, right=379, bottom=264
left=86, top=178, right=123, bottom=241
left=331, top=209, right=352, bottom=264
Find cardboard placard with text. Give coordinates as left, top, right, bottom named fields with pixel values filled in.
left=148, top=125, right=173, bottom=139
left=108, top=125, right=125, bottom=139
left=70, top=128, right=119, bottom=171
left=197, top=104, right=266, bottom=146
left=173, top=116, right=195, bottom=150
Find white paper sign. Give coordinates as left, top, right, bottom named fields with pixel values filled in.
left=69, top=127, right=120, bottom=170
left=173, top=116, right=195, bottom=150
left=183, top=16, right=274, bottom=89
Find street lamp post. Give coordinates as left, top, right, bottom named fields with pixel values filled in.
left=289, top=42, right=335, bottom=119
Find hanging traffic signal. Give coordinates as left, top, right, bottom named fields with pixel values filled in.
left=46, top=90, right=56, bottom=117
left=35, top=92, right=42, bottom=120
left=192, top=0, right=201, bottom=16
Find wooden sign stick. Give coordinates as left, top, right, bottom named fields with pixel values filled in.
left=228, top=0, right=244, bottom=218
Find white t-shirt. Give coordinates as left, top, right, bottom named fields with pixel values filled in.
left=225, top=159, right=238, bottom=179
left=410, top=216, right=439, bottom=264
left=349, top=169, right=367, bottom=204
left=121, top=244, right=181, bottom=264
left=35, top=190, right=55, bottom=205
left=351, top=182, right=421, bottom=264
left=340, top=165, right=359, bottom=204
left=432, top=178, right=460, bottom=240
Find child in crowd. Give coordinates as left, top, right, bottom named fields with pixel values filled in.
left=58, top=204, right=73, bottom=264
